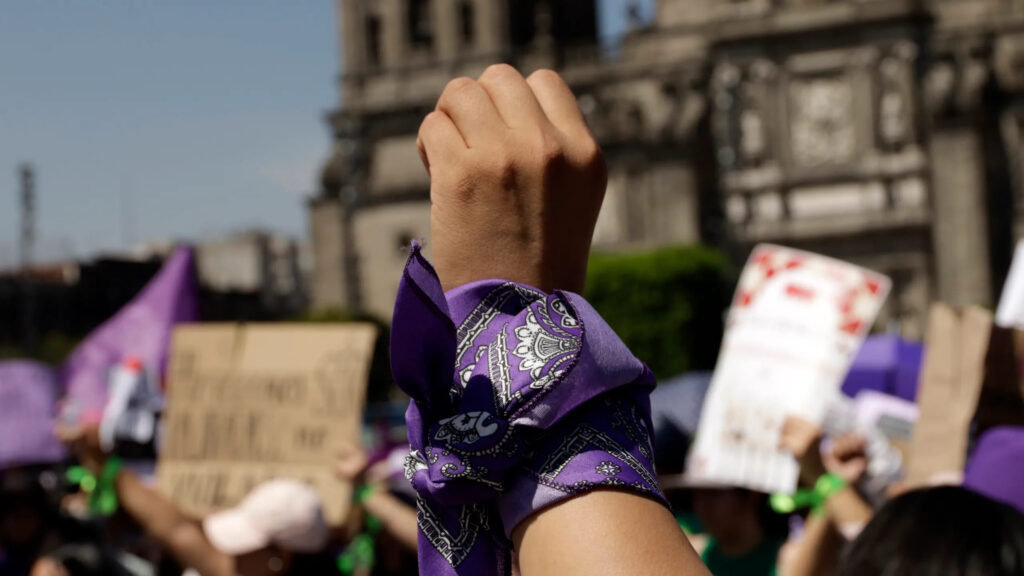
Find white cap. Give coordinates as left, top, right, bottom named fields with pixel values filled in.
left=202, top=479, right=328, bottom=556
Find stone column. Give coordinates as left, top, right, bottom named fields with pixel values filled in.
left=433, top=0, right=458, bottom=62
left=309, top=197, right=348, bottom=310
left=926, top=56, right=993, bottom=306
left=472, top=0, right=507, bottom=56
left=339, top=0, right=366, bottom=76
left=380, top=0, right=406, bottom=69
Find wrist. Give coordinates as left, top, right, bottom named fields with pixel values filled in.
left=770, top=472, right=847, bottom=516
left=394, top=245, right=664, bottom=571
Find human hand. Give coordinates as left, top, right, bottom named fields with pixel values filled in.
left=335, top=444, right=394, bottom=492
left=334, top=443, right=370, bottom=484
left=55, top=424, right=106, bottom=475
left=779, top=416, right=826, bottom=483
left=823, top=433, right=868, bottom=485
left=29, top=558, right=69, bottom=576
left=417, top=64, right=606, bottom=293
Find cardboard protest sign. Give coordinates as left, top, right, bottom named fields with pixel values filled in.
left=906, top=304, right=1024, bottom=487
left=157, top=323, right=377, bottom=524
left=686, top=245, right=890, bottom=494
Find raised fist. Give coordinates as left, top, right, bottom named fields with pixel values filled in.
left=823, top=433, right=869, bottom=485
left=779, top=416, right=826, bottom=483
left=417, top=64, right=606, bottom=294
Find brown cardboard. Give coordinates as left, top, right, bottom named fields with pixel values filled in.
left=905, top=305, right=991, bottom=487
left=906, top=304, right=1024, bottom=487
left=157, top=323, right=377, bottom=524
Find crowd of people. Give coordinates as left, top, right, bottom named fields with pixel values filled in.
left=4, top=66, right=1024, bottom=576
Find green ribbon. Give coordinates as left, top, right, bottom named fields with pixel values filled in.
left=770, top=473, right=846, bottom=516
left=337, top=485, right=382, bottom=575
left=66, top=457, right=123, bottom=516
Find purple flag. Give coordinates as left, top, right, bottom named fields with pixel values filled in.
left=0, top=361, right=66, bottom=469
left=62, top=247, right=197, bottom=423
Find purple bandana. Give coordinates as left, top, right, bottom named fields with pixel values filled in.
left=392, top=245, right=665, bottom=575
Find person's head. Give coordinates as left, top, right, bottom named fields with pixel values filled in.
left=690, top=486, right=789, bottom=551
left=841, top=486, right=1024, bottom=576
left=692, top=488, right=764, bottom=542
left=202, top=479, right=329, bottom=576
left=0, top=468, right=51, bottom=549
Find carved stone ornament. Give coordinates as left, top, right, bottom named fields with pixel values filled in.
left=878, top=58, right=910, bottom=148
left=789, top=75, right=856, bottom=167
left=924, top=54, right=988, bottom=118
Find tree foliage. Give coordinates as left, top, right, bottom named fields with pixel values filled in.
left=585, top=245, right=733, bottom=380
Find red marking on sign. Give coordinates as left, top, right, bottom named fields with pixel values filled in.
left=785, top=284, right=815, bottom=300
left=785, top=258, right=803, bottom=270
left=865, top=277, right=881, bottom=295
left=840, top=319, right=863, bottom=335
left=737, top=292, right=753, bottom=307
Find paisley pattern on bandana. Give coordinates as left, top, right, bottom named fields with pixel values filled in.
left=391, top=245, right=665, bottom=576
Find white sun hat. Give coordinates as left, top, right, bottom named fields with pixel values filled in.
left=202, top=479, right=328, bottom=556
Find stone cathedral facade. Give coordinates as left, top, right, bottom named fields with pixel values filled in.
left=310, top=0, right=1024, bottom=338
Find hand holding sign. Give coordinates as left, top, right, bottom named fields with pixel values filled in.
left=688, top=245, right=890, bottom=494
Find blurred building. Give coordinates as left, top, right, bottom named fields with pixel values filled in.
left=0, top=258, right=163, bottom=355
left=0, top=231, right=311, bottom=355
left=134, top=230, right=311, bottom=320
left=310, top=0, right=1024, bottom=337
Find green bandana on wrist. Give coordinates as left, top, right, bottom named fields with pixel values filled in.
left=770, top=473, right=847, bottom=516
left=66, top=457, right=123, bottom=516
left=337, top=485, right=383, bottom=574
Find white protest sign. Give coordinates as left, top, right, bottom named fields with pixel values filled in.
left=996, top=240, right=1024, bottom=329
left=686, top=245, right=890, bottom=494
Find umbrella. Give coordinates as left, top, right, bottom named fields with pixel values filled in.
left=841, top=334, right=923, bottom=402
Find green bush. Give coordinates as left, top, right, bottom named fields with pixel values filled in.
left=585, top=245, right=733, bottom=380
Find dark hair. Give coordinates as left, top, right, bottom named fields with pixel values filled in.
left=653, top=416, right=690, bottom=476
left=288, top=551, right=339, bottom=575
left=840, top=486, right=1024, bottom=576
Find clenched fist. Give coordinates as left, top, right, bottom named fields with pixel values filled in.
left=417, top=65, right=606, bottom=294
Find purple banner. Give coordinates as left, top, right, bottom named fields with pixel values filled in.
left=0, top=361, right=66, bottom=469
left=62, top=246, right=197, bottom=422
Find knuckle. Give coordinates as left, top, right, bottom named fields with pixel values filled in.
left=445, top=76, right=475, bottom=93
left=481, top=63, right=520, bottom=82
left=419, top=110, right=443, bottom=132
left=527, top=68, right=563, bottom=86
left=440, top=77, right=477, bottom=104
left=576, top=139, right=603, bottom=166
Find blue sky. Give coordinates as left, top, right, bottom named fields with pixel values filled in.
left=0, top=0, right=653, bottom=268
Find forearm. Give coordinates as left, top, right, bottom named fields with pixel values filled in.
left=114, top=471, right=230, bottom=576
left=115, top=471, right=189, bottom=540
left=824, top=487, right=872, bottom=538
left=363, top=490, right=419, bottom=551
left=783, top=512, right=840, bottom=576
